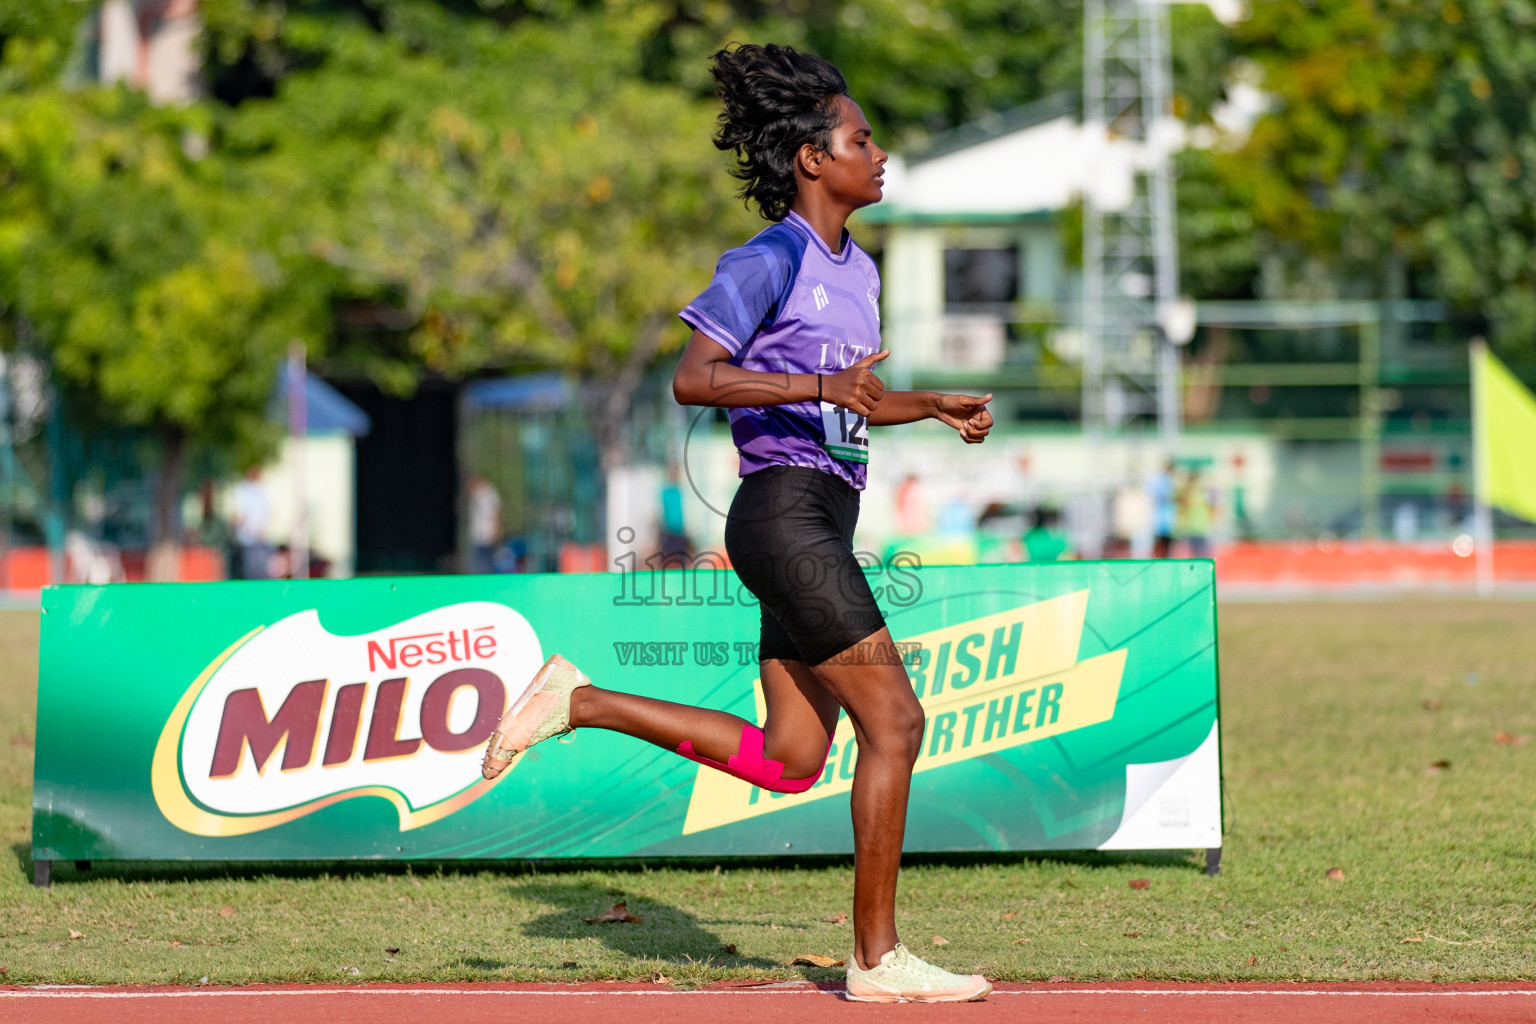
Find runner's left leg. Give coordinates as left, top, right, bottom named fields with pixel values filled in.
left=567, top=660, right=839, bottom=783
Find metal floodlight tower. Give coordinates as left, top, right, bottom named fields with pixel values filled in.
left=1082, top=0, right=1183, bottom=449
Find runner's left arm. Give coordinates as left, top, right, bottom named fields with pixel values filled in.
left=869, top=391, right=993, bottom=444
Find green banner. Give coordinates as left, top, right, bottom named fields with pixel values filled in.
left=33, top=561, right=1221, bottom=863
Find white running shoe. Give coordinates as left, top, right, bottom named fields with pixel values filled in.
left=844, top=942, right=992, bottom=1003
left=480, top=654, right=590, bottom=780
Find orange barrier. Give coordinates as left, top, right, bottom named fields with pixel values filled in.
left=0, top=545, right=226, bottom=589
left=1215, top=540, right=1536, bottom=586
left=557, top=543, right=607, bottom=574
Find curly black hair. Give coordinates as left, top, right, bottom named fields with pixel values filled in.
left=709, top=43, right=850, bottom=222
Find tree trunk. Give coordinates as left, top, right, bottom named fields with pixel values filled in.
left=145, top=426, right=185, bottom=582
left=586, top=317, right=671, bottom=473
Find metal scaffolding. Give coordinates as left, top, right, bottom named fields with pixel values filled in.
left=1082, top=0, right=1182, bottom=447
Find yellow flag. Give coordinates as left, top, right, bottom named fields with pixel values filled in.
left=1473, top=343, right=1536, bottom=523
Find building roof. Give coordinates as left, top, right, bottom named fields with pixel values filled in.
left=862, top=92, right=1138, bottom=225
left=906, top=93, right=1077, bottom=165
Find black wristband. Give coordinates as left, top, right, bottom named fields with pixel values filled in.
left=817, top=374, right=823, bottom=402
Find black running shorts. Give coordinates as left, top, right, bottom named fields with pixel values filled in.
left=724, top=465, right=887, bottom=666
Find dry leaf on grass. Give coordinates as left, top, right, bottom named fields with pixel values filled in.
left=1047, top=975, right=1070, bottom=983
left=1400, top=936, right=1424, bottom=944
left=1002, top=912, right=1017, bottom=919
left=788, top=954, right=845, bottom=967
left=67, top=930, right=83, bottom=940
left=1013, top=938, right=1030, bottom=944
left=171, top=940, right=182, bottom=947
left=1425, top=759, right=1451, bottom=775
left=219, top=906, right=237, bottom=918
left=650, top=971, right=670, bottom=985
left=931, top=935, right=949, bottom=946
left=822, top=912, right=848, bottom=924
left=584, top=901, right=643, bottom=924
left=1128, top=879, right=1150, bottom=890
left=1247, top=956, right=1258, bottom=966
left=1422, top=699, right=1443, bottom=711
left=1325, top=867, right=1346, bottom=880
left=721, top=943, right=737, bottom=955
left=1494, top=731, right=1531, bottom=746
left=1123, top=932, right=1142, bottom=938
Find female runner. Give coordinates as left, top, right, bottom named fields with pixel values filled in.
left=483, top=43, right=995, bottom=1003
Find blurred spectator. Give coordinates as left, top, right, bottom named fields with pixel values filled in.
left=1149, top=459, right=1177, bottom=558
left=895, top=473, right=930, bottom=534
left=937, top=495, right=975, bottom=535
left=658, top=463, right=690, bottom=560
left=467, top=475, right=503, bottom=574
left=231, top=466, right=273, bottom=580
left=977, top=502, right=1026, bottom=563
left=494, top=537, right=527, bottom=573
left=65, top=531, right=124, bottom=585
left=1063, top=492, right=1108, bottom=560
left=1176, top=468, right=1216, bottom=558
left=1113, top=482, right=1155, bottom=560
left=1024, top=507, right=1071, bottom=562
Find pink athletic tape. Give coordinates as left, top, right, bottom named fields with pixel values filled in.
left=676, top=724, right=828, bottom=794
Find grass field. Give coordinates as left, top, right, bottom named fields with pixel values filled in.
left=1, top=601, right=1533, bottom=985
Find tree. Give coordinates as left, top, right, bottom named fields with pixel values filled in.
left=1220, top=0, right=1536, bottom=359
left=218, top=13, right=755, bottom=469
left=0, top=81, right=326, bottom=577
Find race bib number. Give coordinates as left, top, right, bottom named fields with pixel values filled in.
left=820, top=401, right=869, bottom=463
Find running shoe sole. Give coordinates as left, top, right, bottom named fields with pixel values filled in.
left=844, top=979, right=993, bottom=1003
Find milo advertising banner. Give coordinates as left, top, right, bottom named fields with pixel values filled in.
left=32, top=561, right=1221, bottom=871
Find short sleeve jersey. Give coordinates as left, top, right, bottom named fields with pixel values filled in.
left=679, top=210, right=882, bottom=490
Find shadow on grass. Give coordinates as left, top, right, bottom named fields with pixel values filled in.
left=517, top=878, right=781, bottom=970
left=10, top=841, right=30, bottom=881
left=14, top=847, right=1207, bottom=888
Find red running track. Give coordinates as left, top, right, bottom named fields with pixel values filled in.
left=5, top=981, right=1536, bottom=1024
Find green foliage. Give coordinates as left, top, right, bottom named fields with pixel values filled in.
left=0, top=0, right=89, bottom=91
left=199, top=0, right=1100, bottom=145
left=207, top=14, right=754, bottom=464
left=229, top=17, right=747, bottom=383
left=1, top=5, right=755, bottom=470
left=0, top=85, right=324, bottom=466
left=1225, top=0, right=1536, bottom=357
left=1176, top=148, right=1258, bottom=301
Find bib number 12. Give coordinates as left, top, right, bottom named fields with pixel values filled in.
left=821, top=401, right=870, bottom=463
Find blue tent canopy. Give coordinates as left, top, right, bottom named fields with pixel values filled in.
left=271, top=372, right=372, bottom=437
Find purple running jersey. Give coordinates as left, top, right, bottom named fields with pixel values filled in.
left=679, top=211, right=882, bottom=489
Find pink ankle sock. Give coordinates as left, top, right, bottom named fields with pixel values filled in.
left=676, top=724, right=828, bottom=794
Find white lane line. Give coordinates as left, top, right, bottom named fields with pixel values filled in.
left=3, top=988, right=1536, bottom=999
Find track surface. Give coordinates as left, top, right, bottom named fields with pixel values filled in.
left=5, top=981, right=1536, bottom=1024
